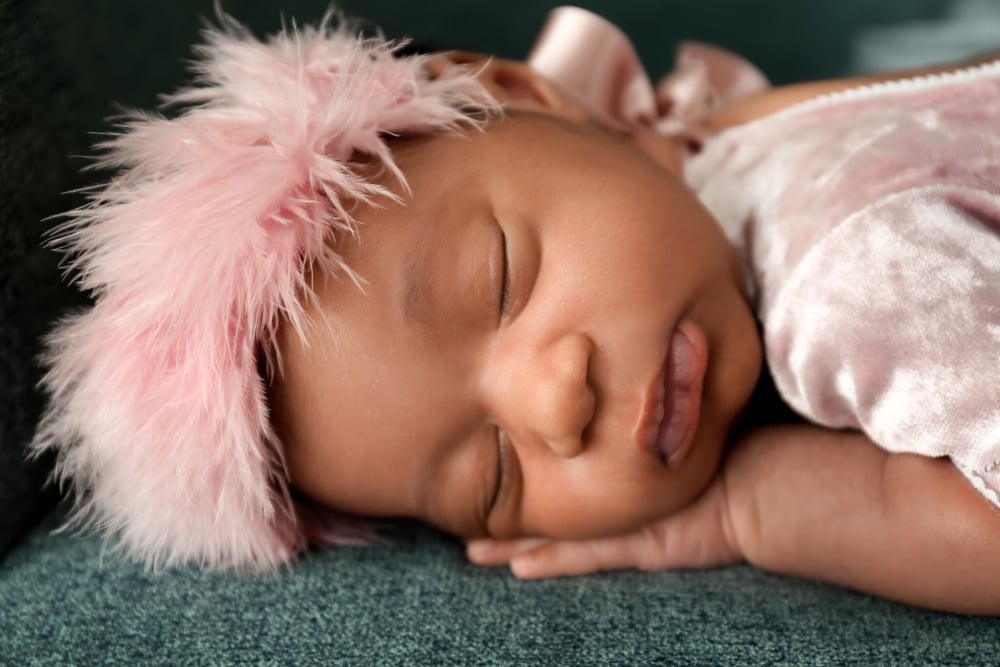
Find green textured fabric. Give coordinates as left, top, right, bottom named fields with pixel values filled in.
left=3, top=508, right=998, bottom=665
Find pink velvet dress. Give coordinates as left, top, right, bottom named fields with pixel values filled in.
left=530, top=7, right=1000, bottom=507
left=685, top=62, right=1000, bottom=506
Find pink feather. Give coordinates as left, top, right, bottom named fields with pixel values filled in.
left=32, top=10, right=496, bottom=570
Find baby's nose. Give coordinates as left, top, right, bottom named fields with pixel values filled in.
left=492, top=333, right=596, bottom=459
left=541, top=387, right=596, bottom=459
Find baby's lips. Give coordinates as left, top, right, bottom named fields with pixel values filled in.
left=663, top=321, right=708, bottom=468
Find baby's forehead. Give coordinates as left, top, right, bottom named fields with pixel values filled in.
left=288, top=116, right=568, bottom=330
left=385, top=108, right=605, bottom=171
left=368, top=113, right=596, bottom=213
left=315, top=108, right=624, bottom=303
left=339, top=110, right=627, bottom=267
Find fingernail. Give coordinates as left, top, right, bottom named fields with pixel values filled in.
left=466, top=540, right=490, bottom=561
left=510, top=557, right=532, bottom=579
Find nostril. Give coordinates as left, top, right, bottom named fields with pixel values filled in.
left=580, top=387, right=597, bottom=445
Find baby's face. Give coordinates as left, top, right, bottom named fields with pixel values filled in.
left=271, top=80, right=761, bottom=542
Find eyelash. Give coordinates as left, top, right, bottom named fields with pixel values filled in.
left=489, top=427, right=509, bottom=514
left=499, top=228, right=511, bottom=319
left=488, top=225, right=513, bottom=519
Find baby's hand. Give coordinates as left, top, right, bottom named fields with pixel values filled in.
left=465, top=475, right=743, bottom=579
left=472, top=424, right=1000, bottom=613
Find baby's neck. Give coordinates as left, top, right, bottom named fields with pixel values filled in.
left=732, top=357, right=802, bottom=435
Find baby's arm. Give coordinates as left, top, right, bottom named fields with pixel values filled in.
left=724, top=426, right=1000, bottom=614
left=469, top=425, right=1000, bottom=615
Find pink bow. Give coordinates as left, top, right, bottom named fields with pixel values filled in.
left=527, top=6, right=769, bottom=142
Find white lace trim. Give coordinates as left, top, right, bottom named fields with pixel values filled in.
left=729, top=58, right=1000, bottom=135
left=955, top=461, right=1000, bottom=508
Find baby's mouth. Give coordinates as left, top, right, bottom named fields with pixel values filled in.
left=638, top=322, right=708, bottom=467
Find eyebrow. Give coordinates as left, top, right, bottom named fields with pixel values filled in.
left=402, top=253, right=427, bottom=325
left=401, top=231, right=432, bottom=327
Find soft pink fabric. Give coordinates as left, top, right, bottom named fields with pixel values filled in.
left=686, top=63, right=1000, bottom=505
left=31, top=11, right=496, bottom=570
left=527, top=6, right=768, bottom=143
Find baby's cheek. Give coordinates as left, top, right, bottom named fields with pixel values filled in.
left=513, top=468, right=701, bottom=540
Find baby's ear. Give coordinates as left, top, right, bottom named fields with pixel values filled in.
left=427, top=51, right=584, bottom=119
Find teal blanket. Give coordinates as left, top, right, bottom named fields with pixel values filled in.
left=3, top=509, right=998, bottom=664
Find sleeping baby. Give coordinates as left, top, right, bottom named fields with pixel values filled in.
left=31, top=6, right=1000, bottom=614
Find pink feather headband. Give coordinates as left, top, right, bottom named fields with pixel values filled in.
left=31, top=10, right=497, bottom=570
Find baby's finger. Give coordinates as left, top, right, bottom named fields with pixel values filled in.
left=466, top=537, right=550, bottom=566
left=510, top=533, right=652, bottom=579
